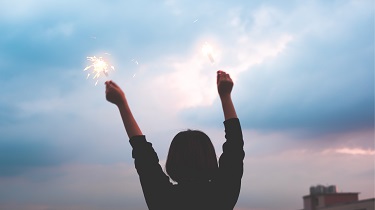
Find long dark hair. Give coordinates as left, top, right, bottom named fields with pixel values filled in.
left=165, top=130, right=218, bottom=183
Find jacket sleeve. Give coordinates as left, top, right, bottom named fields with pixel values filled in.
left=217, top=118, right=245, bottom=209
left=130, top=135, right=172, bottom=210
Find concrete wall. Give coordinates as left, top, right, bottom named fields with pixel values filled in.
left=317, top=198, right=374, bottom=210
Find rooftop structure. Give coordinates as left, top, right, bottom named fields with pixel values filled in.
left=302, top=185, right=374, bottom=210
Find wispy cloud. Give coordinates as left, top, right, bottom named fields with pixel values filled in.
left=335, top=148, right=375, bottom=156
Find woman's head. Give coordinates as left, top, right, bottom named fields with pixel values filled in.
left=166, top=130, right=218, bottom=183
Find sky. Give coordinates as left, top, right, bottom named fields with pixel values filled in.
left=0, top=0, right=373, bottom=210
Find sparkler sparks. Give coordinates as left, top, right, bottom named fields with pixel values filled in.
left=131, top=58, right=139, bottom=78
left=202, top=42, right=215, bottom=63
left=131, top=58, right=139, bottom=65
left=84, top=56, right=115, bottom=86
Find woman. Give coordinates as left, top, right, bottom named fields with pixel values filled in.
left=105, top=70, right=244, bottom=210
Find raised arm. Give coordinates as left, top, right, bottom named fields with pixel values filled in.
left=105, top=80, right=143, bottom=138
left=106, top=80, right=172, bottom=210
left=216, top=71, right=244, bottom=209
left=217, top=70, right=237, bottom=120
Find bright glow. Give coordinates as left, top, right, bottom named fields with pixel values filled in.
left=201, top=42, right=213, bottom=54
left=202, top=42, right=215, bottom=63
left=336, top=148, right=375, bottom=155
left=84, top=56, right=115, bottom=86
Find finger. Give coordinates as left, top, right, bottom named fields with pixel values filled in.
left=105, top=81, right=113, bottom=92
left=110, top=81, right=119, bottom=88
left=217, top=70, right=229, bottom=81
left=225, top=72, right=232, bottom=79
left=105, top=80, right=113, bottom=87
left=222, top=73, right=228, bottom=80
left=217, top=73, right=226, bottom=84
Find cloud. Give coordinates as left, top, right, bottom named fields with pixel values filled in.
left=0, top=1, right=373, bottom=210
left=179, top=0, right=374, bottom=137
left=334, top=148, right=375, bottom=156
left=143, top=11, right=295, bottom=110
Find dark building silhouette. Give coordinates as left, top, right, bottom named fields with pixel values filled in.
left=301, top=185, right=374, bottom=210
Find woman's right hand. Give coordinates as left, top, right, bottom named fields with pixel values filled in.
left=105, top=80, right=126, bottom=106
left=217, top=70, right=234, bottom=98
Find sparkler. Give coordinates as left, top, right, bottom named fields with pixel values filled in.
left=202, top=42, right=215, bottom=63
left=84, top=56, right=115, bottom=86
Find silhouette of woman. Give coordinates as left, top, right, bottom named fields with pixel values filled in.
left=105, top=70, right=244, bottom=210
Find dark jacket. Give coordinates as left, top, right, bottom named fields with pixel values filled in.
left=130, top=118, right=245, bottom=210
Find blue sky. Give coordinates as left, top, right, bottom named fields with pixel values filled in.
left=0, top=0, right=373, bottom=210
